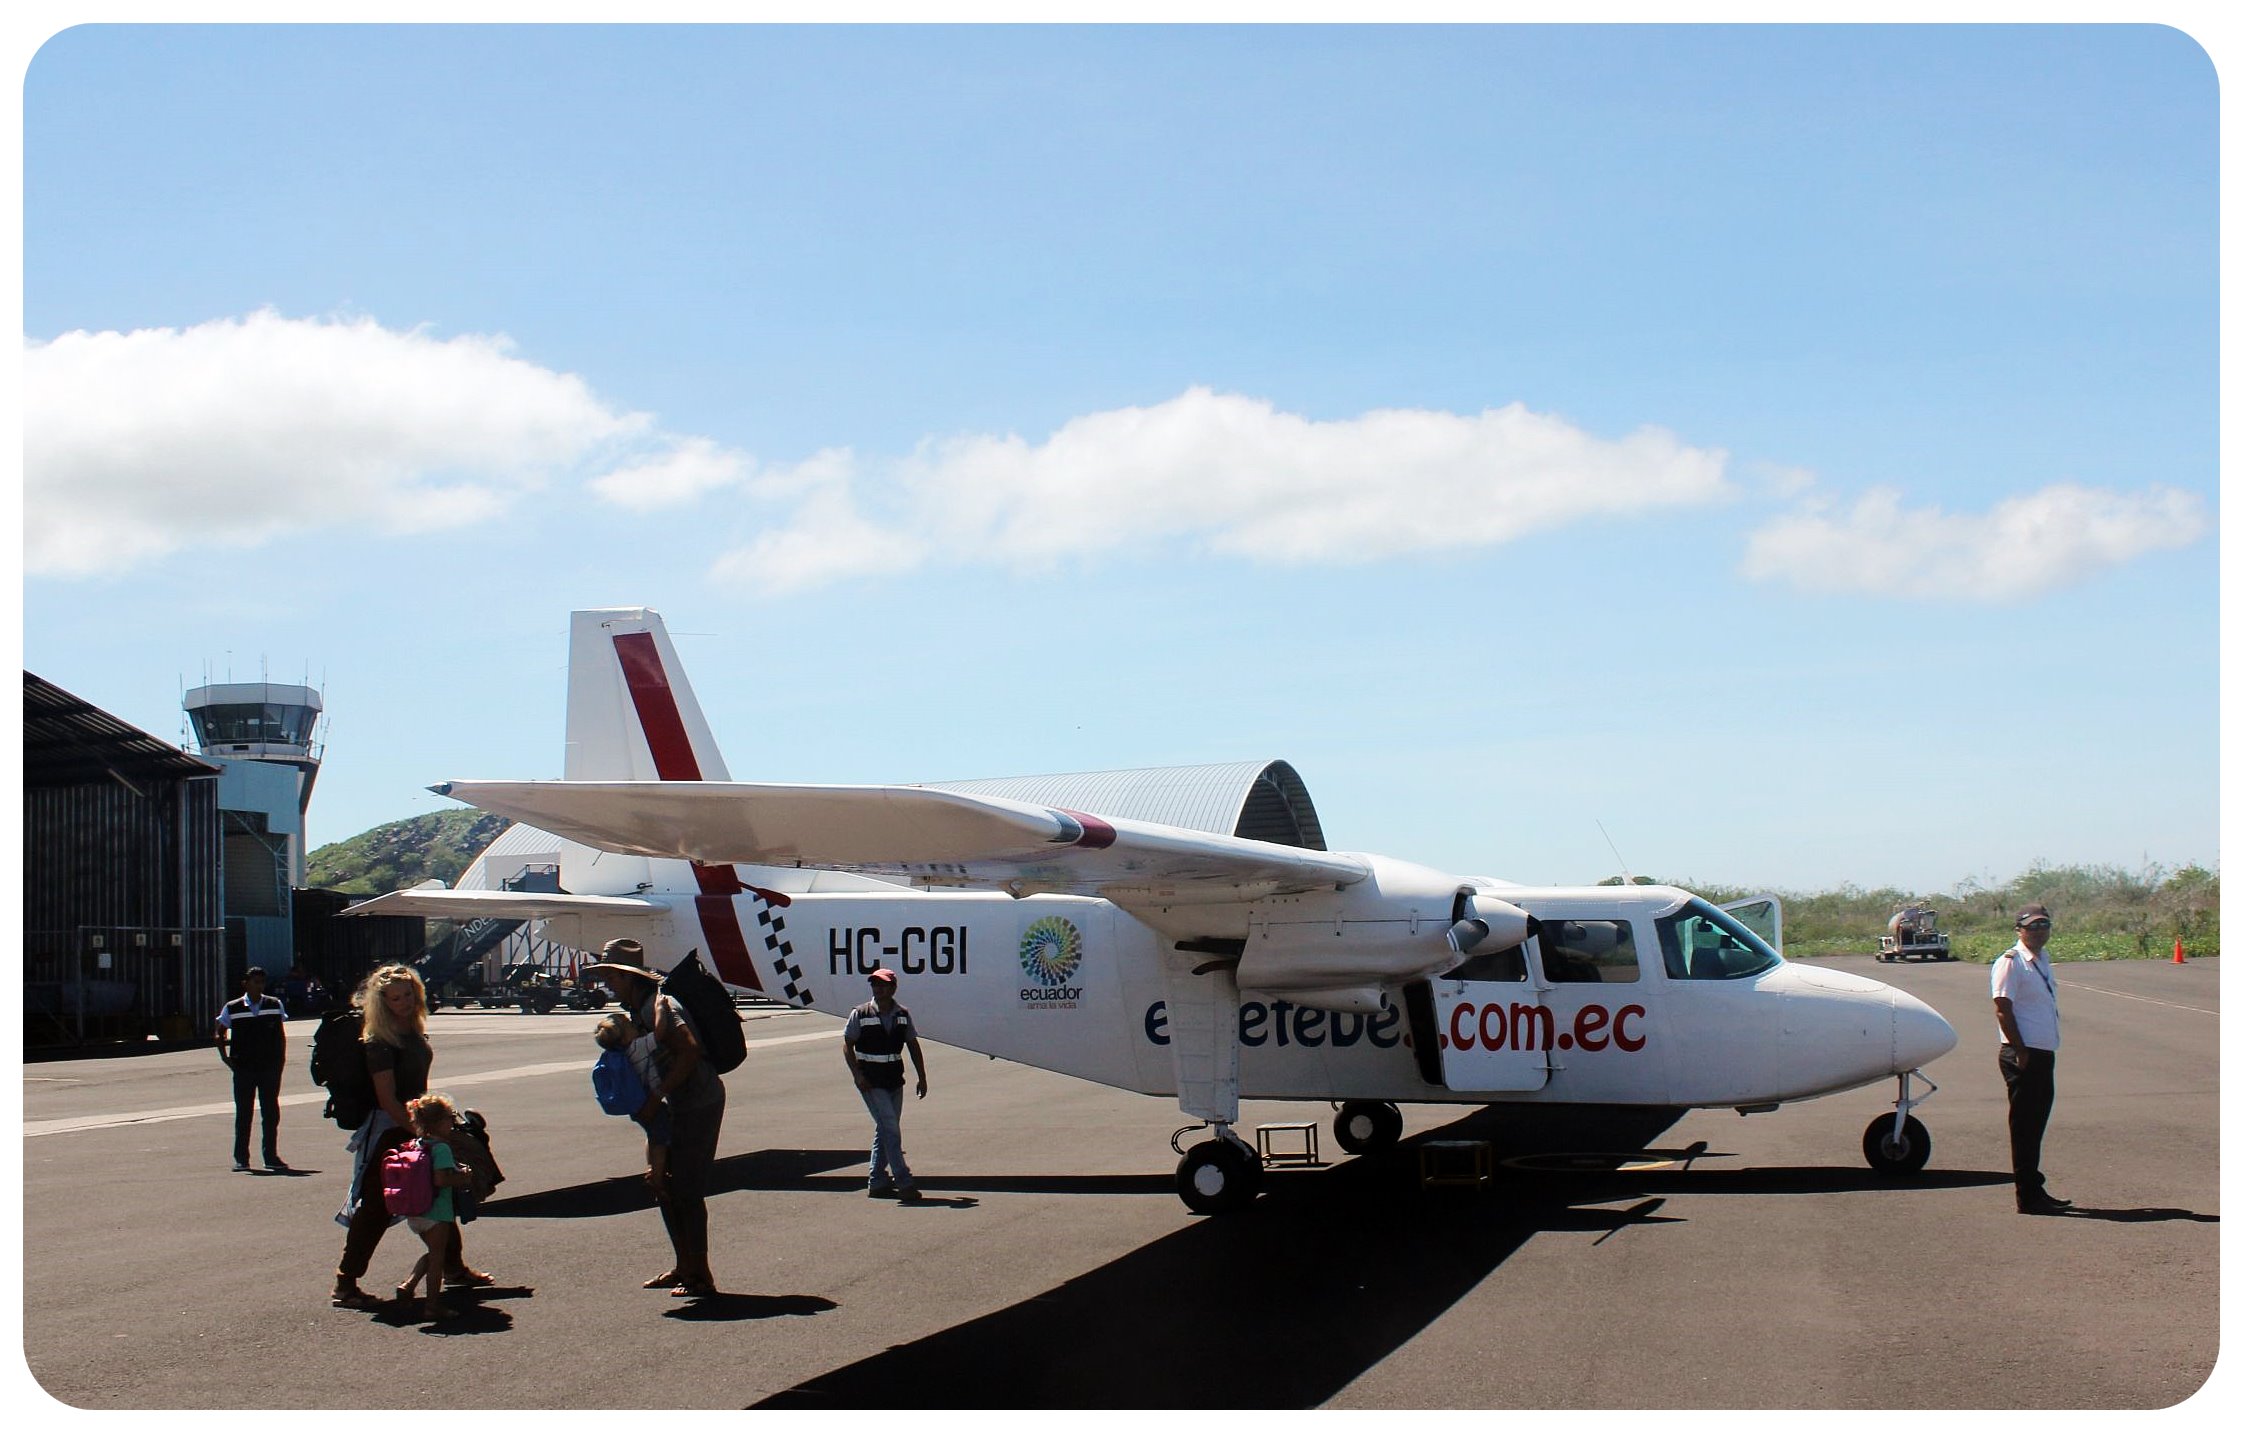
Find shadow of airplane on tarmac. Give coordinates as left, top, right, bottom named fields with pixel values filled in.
left=750, top=1105, right=1704, bottom=1409
left=752, top=1104, right=2026, bottom=1409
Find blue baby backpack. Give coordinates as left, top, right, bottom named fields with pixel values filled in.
left=592, top=1047, right=649, bottom=1116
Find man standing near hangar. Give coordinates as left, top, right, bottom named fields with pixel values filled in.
left=215, top=966, right=290, bottom=1172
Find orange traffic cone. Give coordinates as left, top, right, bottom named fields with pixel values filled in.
left=2173, top=938, right=2186, bottom=964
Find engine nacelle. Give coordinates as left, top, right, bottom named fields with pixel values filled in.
left=1233, top=856, right=1530, bottom=1010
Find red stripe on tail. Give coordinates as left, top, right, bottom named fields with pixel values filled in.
left=614, top=631, right=764, bottom=991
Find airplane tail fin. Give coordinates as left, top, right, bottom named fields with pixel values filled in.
left=565, top=608, right=732, bottom=783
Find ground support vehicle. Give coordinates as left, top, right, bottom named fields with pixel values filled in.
left=1878, top=904, right=1955, bottom=962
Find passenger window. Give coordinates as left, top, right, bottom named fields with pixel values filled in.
left=1443, top=943, right=1527, bottom=982
left=1540, top=920, right=1639, bottom=983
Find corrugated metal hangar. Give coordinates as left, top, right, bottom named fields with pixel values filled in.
left=23, top=671, right=422, bottom=1048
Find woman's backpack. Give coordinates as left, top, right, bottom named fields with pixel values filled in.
left=309, top=1008, right=377, bottom=1129
left=662, top=950, right=746, bottom=1074
left=380, top=1139, right=436, bottom=1217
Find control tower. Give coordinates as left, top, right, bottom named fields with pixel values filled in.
left=183, top=681, right=324, bottom=891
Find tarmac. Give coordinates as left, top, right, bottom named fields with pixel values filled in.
left=16, top=954, right=2223, bottom=1411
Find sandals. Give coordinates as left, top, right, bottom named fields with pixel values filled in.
left=393, top=1282, right=418, bottom=1303
left=330, top=1282, right=384, bottom=1310
left=445, top=1269, right=496, bottom=1288
left=670, top=1282, right=718, bottom=1299
left=641, top=1270, right=684, bottom=1289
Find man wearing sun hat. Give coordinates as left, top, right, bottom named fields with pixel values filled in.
left=1992, top=903, right=2069, bottom=1215
left=586, top=938, right=727, bottom=1293
left=842, top=968, right=930, bottom=1202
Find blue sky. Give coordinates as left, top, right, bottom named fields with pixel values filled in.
left=14, top=22, right=2222, bottom=895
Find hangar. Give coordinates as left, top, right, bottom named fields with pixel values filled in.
left=23, top=671, right=227, bottom=1044
left=22, top=671, right=424, bottom=1047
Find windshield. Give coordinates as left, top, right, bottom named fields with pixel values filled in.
left=1656, top=899, right=1782, bottom=981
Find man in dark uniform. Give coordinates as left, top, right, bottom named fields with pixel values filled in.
left=215, top=967, right=290, bottom=1172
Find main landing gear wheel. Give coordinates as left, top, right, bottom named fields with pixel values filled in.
left=1177, top=1137, right=1262, bottom=1214
left=1862, top=1113, right=1932, bottom=1176
left=1332, top=1100, right=1403, bottom=1156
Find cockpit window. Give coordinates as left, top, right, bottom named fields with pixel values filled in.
left=1656, top=899, right=1782, bottom=980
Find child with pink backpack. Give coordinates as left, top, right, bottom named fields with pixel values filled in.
left=383, top=1094, right=477, bottom=1320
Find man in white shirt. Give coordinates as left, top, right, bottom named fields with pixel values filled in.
left=1991, top=903, right=2068, bottom=1214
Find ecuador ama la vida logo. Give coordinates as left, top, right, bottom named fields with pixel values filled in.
left=1018, top=916, right=1085, bottom=1010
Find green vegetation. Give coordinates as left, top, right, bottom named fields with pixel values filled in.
left=1653, top=862, right=2220, bottom=962
left=305, top=810, right=512, bottom=895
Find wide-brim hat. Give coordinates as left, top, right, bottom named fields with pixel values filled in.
left=583, top=937, right=664, bottom=983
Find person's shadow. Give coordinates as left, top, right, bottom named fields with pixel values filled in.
left=2055, top=1205, right=2218, bottom=1224
left=664, top=1291, right=838, bottom=1323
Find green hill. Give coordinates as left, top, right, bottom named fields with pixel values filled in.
left=305, top=810, right=512, bottom=895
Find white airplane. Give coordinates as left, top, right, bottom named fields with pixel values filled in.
left=350, top=607, right=1959, bottom=1213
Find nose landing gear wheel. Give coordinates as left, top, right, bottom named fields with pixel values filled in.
left=1862, top=1113, right=1932, bottom=1176
left=1332, top=1100, right=1403, bottom=1156
left=1177, top=1137, right=1262, bottom=1214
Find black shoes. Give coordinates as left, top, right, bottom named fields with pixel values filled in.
left=2018, top=1192, right=2073, bottom=1215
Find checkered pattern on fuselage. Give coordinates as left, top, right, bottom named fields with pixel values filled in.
left=755, top=902, right=811, bottom=1006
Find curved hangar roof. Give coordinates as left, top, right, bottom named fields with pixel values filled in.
left=921, top=759, right=1328, bottom=851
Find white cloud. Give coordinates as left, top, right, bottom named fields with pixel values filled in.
left=23, top=310, right=663, bottom=576
left=707, top=386, right=1734, bottom=594
left=589, top=437, right=752, bottom=507
left=1739, top=483, right=2211, bottom=601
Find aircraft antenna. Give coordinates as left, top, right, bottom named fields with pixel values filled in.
left=1596, top=819, right=1634, bottom=885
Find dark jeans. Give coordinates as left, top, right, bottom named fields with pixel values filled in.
left=231, top=1060, right=282, bottom=1164
left=1999, top=1044, right=2057, bottom=1199
left=658, top=1084, right=725, bottom=1271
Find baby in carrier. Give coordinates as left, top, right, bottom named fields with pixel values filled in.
left=594, top=1012, right=671, bottom=1190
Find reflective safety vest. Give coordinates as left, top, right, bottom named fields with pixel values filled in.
left=849, top=1001, right=913, bottom=1089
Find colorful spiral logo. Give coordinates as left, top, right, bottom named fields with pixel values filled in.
left=1018, top=917, right=1084, bottom=987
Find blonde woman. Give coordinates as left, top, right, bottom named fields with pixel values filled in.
left=329, top=966, right=491, bottom=1307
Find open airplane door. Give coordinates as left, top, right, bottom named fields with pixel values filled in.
left=1426, top=941, right=1551, bottom=1092
left=1720, top=894, right=1783, bottom=954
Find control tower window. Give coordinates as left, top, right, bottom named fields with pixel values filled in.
left=192, top=703, right=316, bottom=746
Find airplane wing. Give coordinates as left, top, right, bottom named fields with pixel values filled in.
left=342, top=888, right=672, bottom=921
left=429, top=779, right=1369, bottom=904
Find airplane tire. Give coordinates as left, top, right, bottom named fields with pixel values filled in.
left=1862, top=1113, right=1932, bottom=1176
left=1333, top=1100, right=1403, bottom=1156
left=1177, top=1138, right=1261, bottom=1215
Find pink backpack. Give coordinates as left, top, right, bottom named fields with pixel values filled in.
left=380, top=1139, right=435, bottom=1216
